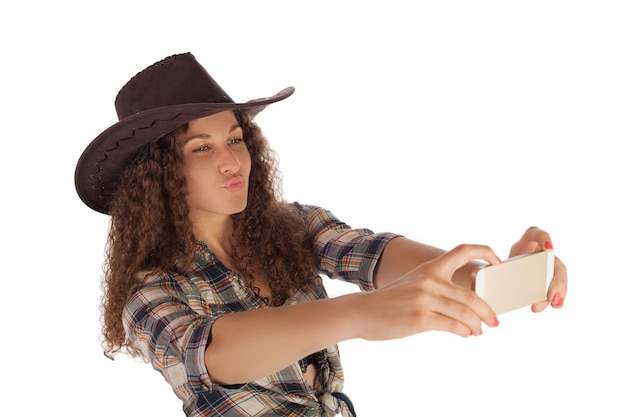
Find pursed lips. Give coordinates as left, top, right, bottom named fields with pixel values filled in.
left=223, top=177, right=245, bottom=191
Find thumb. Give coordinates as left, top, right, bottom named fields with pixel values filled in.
left=424, top=244, right=501, bottom=280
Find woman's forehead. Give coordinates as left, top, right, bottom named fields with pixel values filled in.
left=177, top=111, right=241, bottom=144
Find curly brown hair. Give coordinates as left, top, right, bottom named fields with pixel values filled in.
left=101, top=110, right=320, bottom=359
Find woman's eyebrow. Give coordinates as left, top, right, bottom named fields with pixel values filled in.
left=180, top=123, right=241, bottom=144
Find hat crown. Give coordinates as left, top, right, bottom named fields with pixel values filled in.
left=114, top=53, right=233, bottom=120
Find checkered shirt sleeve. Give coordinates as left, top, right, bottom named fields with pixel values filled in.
left=297, top=204, right=401, bottom=291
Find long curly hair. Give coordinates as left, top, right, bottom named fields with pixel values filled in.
left=101, top=110, right=320, bottom=359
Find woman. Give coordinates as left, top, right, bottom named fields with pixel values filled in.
left=75, top=52, right=567, bottom=417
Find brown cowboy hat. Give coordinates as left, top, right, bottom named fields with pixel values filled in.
left=75, top=52, right=294, bottom=214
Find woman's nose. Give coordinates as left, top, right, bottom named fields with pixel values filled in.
left=218, top=147, right=241, bottom=174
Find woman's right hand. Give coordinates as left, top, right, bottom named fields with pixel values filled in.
left=357, top=244, right=501, bottom=340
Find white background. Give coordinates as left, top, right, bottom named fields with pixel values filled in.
left=2, top=1, right=624, bottom=416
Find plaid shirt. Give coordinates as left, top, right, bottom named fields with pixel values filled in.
left=123, top=204, right=399, bottom=416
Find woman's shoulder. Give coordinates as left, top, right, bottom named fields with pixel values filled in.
left=132, top=268, right=188, bottom=295
left=289, top=202, right=348, bottom=230
left=289, top=201, right=329, bottom=218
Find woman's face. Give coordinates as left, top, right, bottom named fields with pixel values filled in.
left=177, top=110, right=251, bottom=221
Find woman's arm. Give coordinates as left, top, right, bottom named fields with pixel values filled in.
left=205, top=294, right=358, bottom=385
left=205, top=244, right=501, bottom=385
left=373, top=237, right=483, bottom=289
left=206, top=213, right=567, bottom=385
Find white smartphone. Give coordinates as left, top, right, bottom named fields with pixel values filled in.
left=474, top=251, right=555, bottom=315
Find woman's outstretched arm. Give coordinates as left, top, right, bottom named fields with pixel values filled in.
left=373, top=237, right=482, bottom=289
left=205, top=244, right=501, bottom=385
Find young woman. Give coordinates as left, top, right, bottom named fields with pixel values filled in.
left=75, top=52, right=567, bottom=417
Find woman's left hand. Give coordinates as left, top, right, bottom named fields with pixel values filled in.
left=509, top=226, right=567, bottom=312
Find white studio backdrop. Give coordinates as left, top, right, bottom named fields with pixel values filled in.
left=1, top=1, right=624, bottom=416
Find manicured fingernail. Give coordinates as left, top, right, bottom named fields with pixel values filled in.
left=496, top=256, right=502, bottom=263
left=544, top=241, right=553, bottom=250
left=552, top=292, right=561, bottom=305
left=492, top=317, right=500, bottom=327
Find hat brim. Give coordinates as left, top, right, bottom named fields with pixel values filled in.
left=75, top=86, right=294, bottom=214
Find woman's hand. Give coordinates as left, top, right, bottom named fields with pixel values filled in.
left=358, top=244, right=501, bottom=340
left=509, top=226, right=567, bottom=312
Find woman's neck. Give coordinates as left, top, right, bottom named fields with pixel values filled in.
left=190, top=211, right=237, bottom=260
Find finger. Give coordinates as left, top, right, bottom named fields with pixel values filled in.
left=531, top=255, right=567, bottom=311
left=426, top=278, right=498, bottom=332
left=433, top=296, right=484, bottom=336
left=509, top=240, right=541, bottom=257
left=523, top=226, right=554, bottom=250
left=510, top=226, right=554, bottom=257
left=547, top=255, right=568, bottom=308
left=419, top=310, right=474, bottom=338
left=531, top=299, right=549, bottom=313
left=426, top=244, right=501, bottom=279
left=422, top=246, right=502, bottom=329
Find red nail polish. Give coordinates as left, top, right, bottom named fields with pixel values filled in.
left=492, top=317, right=499, bottom=327
left=552, top=292, right=561, bottom=305
left=544, top=241, right=553, bottom=250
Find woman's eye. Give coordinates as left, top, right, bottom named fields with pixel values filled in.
left=193, top=145, right=210, bottom=152
left=228, top=138, right=244, bottom=145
